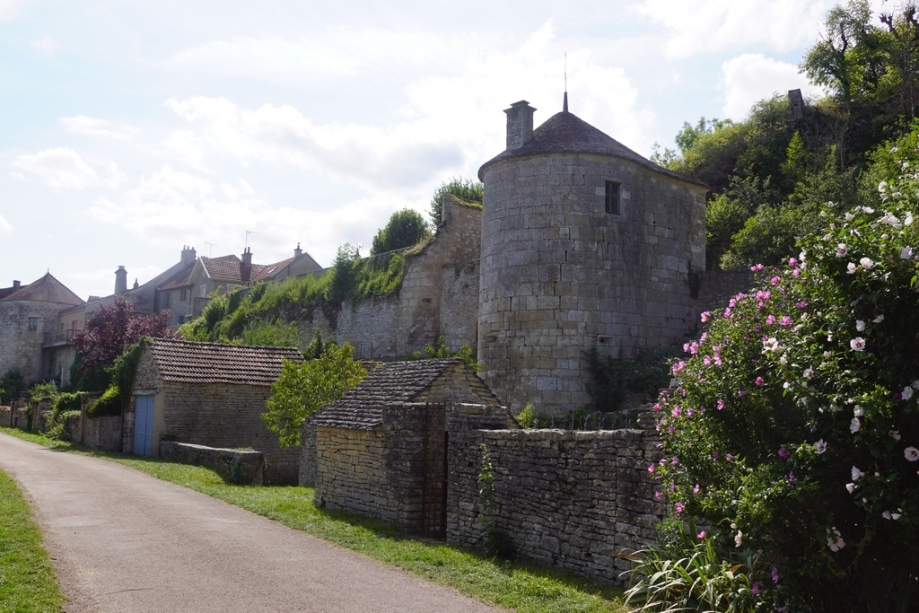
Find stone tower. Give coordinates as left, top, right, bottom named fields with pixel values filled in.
left=477, top=99, right=708, bottom=415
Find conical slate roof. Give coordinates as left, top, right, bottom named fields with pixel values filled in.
left=0, top=273, right=83, bottom=306
left=478, top=111, right=706, bottom=186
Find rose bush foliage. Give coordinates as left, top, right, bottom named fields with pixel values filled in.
left=651, top=155, right=919, bottom=609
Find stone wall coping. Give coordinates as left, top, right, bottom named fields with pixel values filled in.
left=474, top=428, right=645, bottom=441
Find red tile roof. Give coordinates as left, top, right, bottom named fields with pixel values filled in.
left=149, top=338, right=303, bottom=387
left=200, top=255, right=267, bottom=283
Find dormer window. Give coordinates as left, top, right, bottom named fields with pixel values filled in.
left=605, top=181, right=621, bottom=215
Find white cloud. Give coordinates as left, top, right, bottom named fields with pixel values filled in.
left=167, top=29, right=458, bottom=80
left=88, top=165, right=411, bottom=267
left=719, top=53, right=825, bottom=120
left=11, top=147, right=127, bottom=190
left=0, top=214, right=12, bottom=235
left=162, top=20, right=654, bottom=191
left=0, top=0, right=31, bottom=22
left=30, top=36, right=56, bottom=55
left=60, top=115, right=139, bottom=139
left=635, top=0, right=835, bottom=58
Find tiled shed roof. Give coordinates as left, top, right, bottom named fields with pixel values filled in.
left=478, top=111, right=707, bottom=187
left=312, top=359, right=499, bottom=430
left=149, top=338, right=303, bottom=386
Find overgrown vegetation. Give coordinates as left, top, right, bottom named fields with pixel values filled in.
left=371, top=208, right=431, bottom=256
left=641, top=141, right=919, bottom=610
left=0, top=369, right=25, bottom=404
left=84, top=341, right=146, bottom=418
left=2, top=427, right=626, bottom=613
left=0, top=468, right=67, bottom=612
left=405, top=336, right=482, bottom=371
left=477, top=443, right=512, bottom=559
left=180, top=246, right=405, bottom=345
left=653, top=0, right=919, bottom=271
left=583, top=344, right=676, bottom=413
left=429, top=176, right=484, bottom=227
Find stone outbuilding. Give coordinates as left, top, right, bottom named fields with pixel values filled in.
left=127, top=338, right=304, bottom=483
left=308, top=358, right=510, bottom=537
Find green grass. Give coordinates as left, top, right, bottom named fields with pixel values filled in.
left=0, top=466, right=67, bottom=613
left=1, top=427, right=628, bottom=613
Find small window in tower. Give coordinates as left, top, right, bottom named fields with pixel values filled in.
left=28, top=317, right=38, bottom=331
left=605, top=181, right=621, bottom=215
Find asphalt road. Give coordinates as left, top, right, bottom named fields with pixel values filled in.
left=0, top=432, right=502, bottom=613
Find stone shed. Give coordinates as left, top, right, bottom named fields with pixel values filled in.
left=127, top=338, right=304, bottom=483
left=309, top=358, right=510, bottom=537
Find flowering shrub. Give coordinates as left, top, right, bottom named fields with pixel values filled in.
left=650, top=159, right=919, bottom=610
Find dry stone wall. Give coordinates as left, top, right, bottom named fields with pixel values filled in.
left=159, top=441, right=265, bottom=485
left=159, top=382, right=298, bottom=484
left=446, top=412, right=665, bottom=585
left=314, top=427, right=393, bottom=522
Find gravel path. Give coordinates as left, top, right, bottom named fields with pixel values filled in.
left=0, top=432, right=502, bottom=613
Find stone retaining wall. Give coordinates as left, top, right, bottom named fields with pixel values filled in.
left=159, top=441, right=265, bottom=485
left=446, top=413, right=665, bottom=585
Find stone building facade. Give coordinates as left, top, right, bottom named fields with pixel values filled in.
left=477, top=101, right=709, bottom=415
left=128, top=338, right=304, bottom=483
left=0, top=274, right=84, bottom=385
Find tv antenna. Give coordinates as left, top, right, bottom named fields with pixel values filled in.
left=204, top=242, right=219, bottom=257
left=245, top=231, right=258, bottom=250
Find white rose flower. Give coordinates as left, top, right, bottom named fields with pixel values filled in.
left=845, top=483, right=855, bottom=494
left=850, top=337, right=866, bottom=351
left=905, top=447, right=919, bottom=462
left=852, top=466, right=864, bottom=480
left=856, top=320, right=866, bottom=332
left=851, top=417, right=861, bottom=433
left=860, top=257, right=874, bottom=269
left=836, top=243, right=848, bottom=257
left=734, top=530, right=743, bottom=548
left=890, top=430, right=902, bottom=441
left=903, top=386, right=914, bottom=401
left=853, top=405, right=864, bottom=417
left=902, top=246, right=914, bottom=260
left=847, top=263, right=857, bottom=274
left=815, top=439, right=827, bottom=454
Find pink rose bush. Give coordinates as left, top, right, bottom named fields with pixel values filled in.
left=644, top=161, right=919, bottom=610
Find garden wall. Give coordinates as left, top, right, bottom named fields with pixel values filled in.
left=446, top=411, right=665, bottom=585
left=159, top=441, right=265, bottom=485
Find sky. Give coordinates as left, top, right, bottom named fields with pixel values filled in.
left=0, top=0, right=883, bottom=301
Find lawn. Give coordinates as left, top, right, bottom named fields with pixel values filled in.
left=0, top=428, right=628, bottom=613
left=0, top=467, right=67, bottom=613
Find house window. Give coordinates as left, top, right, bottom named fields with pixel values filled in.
left=180, top=288, right=188, bottom=301
left=199, top=284, right=207, bottom=298
left=164, top=292, right=171, bottom=308
left=28, top=317, right=38, bottom=331
left=605, top=181, right=621, bottom=215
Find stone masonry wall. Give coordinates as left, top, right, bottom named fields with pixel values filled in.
left=314, top=427, right=394, bottom=523
left=159, top=441, right=265, bottom=485
left=298, top=417, right=317, bottom=487
left=295, top=196, right=481, bottom=359
left=446, top=413, right=665, bottom=585
left=695, top=270, right=755, bottom=320
left=478, top=153, right=708, bottom=415
left=0, top=300, right=68, bottom=384
left=160, top=382, right=299, bottom=484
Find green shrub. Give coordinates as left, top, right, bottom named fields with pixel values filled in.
left=85, top=386, right=121, bottom=418
left=52, top=392, right=82, bottom=419
left=406, top=336, right=481, bottom=371
left=647, top=149, right=919, bottom=609
left=27, top=381, right=58, bottom=403
left=0, top=369, right=25, bottom=404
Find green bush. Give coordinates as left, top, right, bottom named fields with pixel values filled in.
left=85, top=386, right=121, bottom=418
left=0, top=369, right=25, bottom=404
left=370, top=209, right=430, bottom=255
left=27, top=382, right=58, bottom=403
left=647, top=150, right=919, bottom=609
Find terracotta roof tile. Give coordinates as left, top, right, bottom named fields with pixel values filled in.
left=312, top=359, right=498, bottom=430
left=149, top=338, right=303, bottom=386
left=201, top=255, right=268, bottom=283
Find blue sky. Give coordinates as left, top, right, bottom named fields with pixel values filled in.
left=1, top=0, right=871, bottom=300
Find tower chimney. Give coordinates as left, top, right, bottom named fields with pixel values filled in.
left=241, top=247, right=252, bottom=283
left=114, top=266, right=128, bottom=296
left=294, top=243, right=302, bottom=258
left=12, top=280, right=20, bottom=291
left=181, top=245, right=197, bottom=265
left=504, top=100, right=536, bottom=151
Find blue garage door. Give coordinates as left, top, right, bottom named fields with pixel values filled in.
left=133, top=395, right=154, bottom=456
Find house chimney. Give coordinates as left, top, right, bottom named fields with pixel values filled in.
left=241, top=247, right=252, bottom=282
left=133, top=278, right=139, bottom=289
left=294, top=243, right=302, bottom=258
left=114, top=266, right=128, bottom=296
left=12, top=280, right=20, bottom=290
left=181, top=245, right=197, bottom=265
left=504, top=100, right=536, bottom=150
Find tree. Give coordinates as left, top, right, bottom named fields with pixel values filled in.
left=261, top=342, right=367, bottom=447
left=72, top=296, right=174, bottom=371
left=370, top=209, right=430, bottom=256
left=429, top=177, right=483, bottom=227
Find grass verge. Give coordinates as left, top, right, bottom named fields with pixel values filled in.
left=0, top=428, right=627, bottom=613
left=0, top=466, right=67, bottom=613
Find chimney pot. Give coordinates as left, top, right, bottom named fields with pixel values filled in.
left=114, top=266, right=128, bottom=296
left=241, top=247, right=253, bottom=283
left=294, top=243, right=302, bottom=257
left=504, top=100, right=536, bottom=151
left=13, top=280, right=20, bottom=290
